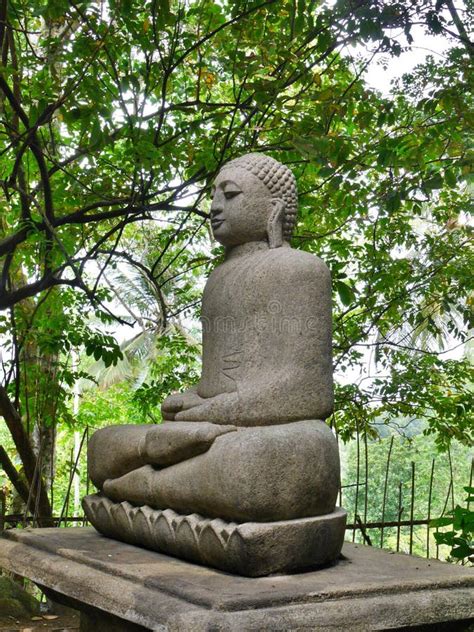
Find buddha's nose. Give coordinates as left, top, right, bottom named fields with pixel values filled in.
left=210, top=200, right=224, bottom=218
left=211, top=188, right=226, bottom=215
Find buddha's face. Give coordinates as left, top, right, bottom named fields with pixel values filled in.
left=210, top=166, right=277, bottom=247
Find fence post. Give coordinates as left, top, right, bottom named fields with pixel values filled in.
left=409, top=462, right=415, bottom=555
left=380, top=436, right=394, bottom=549
left=426, top=459, right=435, bottom=558
left=0, top=489, right=5, bottom=533
left=468, top=458, right=473, bottom=512
left=396, top=482, right=403, bottom=552
left=363, top=432, right=369, bottom=525
left=352, top=429, right=360, bottom=542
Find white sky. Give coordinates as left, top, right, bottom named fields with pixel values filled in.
left=355, top=24, right=453, bottom=94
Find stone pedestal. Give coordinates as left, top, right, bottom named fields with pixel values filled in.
left=1, top=527, right=473, bottom=631
left=82, top=493, right=346, bottom=576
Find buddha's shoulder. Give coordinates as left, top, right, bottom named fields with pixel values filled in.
left=254, top=246, right=330, bottom=279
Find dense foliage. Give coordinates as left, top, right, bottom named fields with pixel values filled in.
left=431, top=486, right=474, bottom=562
left=0, top=0, right=472, bottom=546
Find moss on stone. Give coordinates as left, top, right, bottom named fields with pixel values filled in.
left=0, top=576, right=40, bottom=617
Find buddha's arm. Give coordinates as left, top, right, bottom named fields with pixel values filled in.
left=172, top=369, right=331, bottom=425
left=173, top=391, right=239, bottom=423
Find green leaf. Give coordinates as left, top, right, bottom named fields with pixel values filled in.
left=336, top=281, right=356, bottom=307
left=90, top=119, right=103, bottom=148
left=430, top=516, right=453, bottom=527
left=451, top=543, right=472, bottom=559
left=444, top=169, right=457, bottom=188
left=424, top=173, right=443, bottom=190
left=386, top=192, right=401, bottom=212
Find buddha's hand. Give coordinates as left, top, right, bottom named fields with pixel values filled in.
left=174, top=392, right=239, bottom=423
left=161, top=386, right=205, bottom=420
left=140, top=422, right=237, bottom=467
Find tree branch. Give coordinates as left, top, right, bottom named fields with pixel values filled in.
left=443, top=0, right=474, bottom=59
left=0, top=445, right=30, bottom=505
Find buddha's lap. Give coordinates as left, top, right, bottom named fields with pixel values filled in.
left=101, top=419, right=340, bottom=523
left=88, top=421, right=237, bottom=489
left=88, top=424, right=150, bottom=489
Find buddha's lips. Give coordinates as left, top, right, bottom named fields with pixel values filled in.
left=211, top=218, right=225, bottom=229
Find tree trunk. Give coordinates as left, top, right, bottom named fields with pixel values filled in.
left=0, top=385, right=53, bottom=525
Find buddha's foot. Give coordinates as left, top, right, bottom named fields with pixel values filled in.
left=82, top=493, right=346, bottom=577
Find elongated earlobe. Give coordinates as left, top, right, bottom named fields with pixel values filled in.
left=267, top=198, right=285, bottom=249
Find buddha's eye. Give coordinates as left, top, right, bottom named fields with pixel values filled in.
left=224, top=189, right=241, bottom=200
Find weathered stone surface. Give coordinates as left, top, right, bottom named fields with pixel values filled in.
left=156, top=154, right=332, bottom=426
left=86, top=153, right=341, bottom=573
left=178, top=242, right=333, bottom=425
left=82, top=494, right=346, bottom=576
left=89, top=422, right=238, bottom=490
left=88, top=424, right=149, bottom=490
left=140, top=422, right=237, bottom=467
left=0, top=575, right=40, bottom=618
left=1, top=528, right=473, bottom=631
left=101, top=420, right=340, bottom=522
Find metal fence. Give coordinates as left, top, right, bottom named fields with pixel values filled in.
left=340, top=433, right=473, bottom=560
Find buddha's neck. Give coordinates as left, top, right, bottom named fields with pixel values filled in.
left=225, top=239, right=290, bottom=260
left=225, top=240, right=269, bottom=261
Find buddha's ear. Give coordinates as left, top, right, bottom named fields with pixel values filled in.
left=267, top=198, right=285, bottom=249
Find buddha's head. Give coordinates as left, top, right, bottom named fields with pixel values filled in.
left=210, top=153, right=298, bottom=248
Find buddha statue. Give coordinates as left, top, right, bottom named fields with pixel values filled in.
left=83, top=153, right=346, bottom=576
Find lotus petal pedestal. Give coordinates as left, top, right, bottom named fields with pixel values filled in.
left=82, top=493, right=347, bottom=577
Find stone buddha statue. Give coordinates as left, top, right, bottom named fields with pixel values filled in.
left=83, top=153, right=346, bottom=577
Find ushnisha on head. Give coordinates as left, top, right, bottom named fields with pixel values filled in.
left=210, top=153, right=298, bottom=248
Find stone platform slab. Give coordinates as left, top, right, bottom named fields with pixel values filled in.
left=0, top=527, right=473, bottom=631
left=82, top=493, right=346, bottom=576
